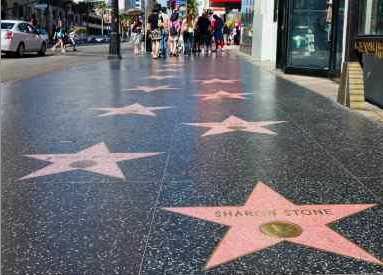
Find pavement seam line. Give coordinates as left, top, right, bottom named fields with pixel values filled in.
left=137, top=112, right=180, bottom=275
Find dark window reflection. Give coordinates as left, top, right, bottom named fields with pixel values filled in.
left=288, top=0, right=331, bottom=69
left=358, top=0, right=383, bottom=35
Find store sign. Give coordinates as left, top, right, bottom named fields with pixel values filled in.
left=355, top=39, right=383, bottom=59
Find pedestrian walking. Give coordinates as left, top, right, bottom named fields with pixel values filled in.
left=51, top=20, right=66, bottom=53
left=195, top=12, right=212, bottom=55
left=68, top=29, right=78, bottom=51
left=233, top=23, right=241, bottom=45
left=132, top=17, right=144, bottom=55
left=147, top=6, right=162, bottom=59
left=30, top=14, right=38, bottom=28
left=159, top=7, right=170, bottom=58
left=223, top=23, right=231, bottom=46
left=212, top=14, right=224, bottom=52
left=183, top=14, right=194, bottom=55
left=169, top=9, right=181, bottom=56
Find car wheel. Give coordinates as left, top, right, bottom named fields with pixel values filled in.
left=17, top=43, right=25, bottom=57
left=39, top=42, right=46, bottom=56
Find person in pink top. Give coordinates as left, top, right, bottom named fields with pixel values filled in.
left=169, top=9, right=181, bottom=56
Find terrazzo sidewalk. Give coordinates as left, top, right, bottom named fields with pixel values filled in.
left=1, top=51, right=382, bottom=275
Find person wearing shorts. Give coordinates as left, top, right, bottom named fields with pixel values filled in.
left=132, top=18, right=144, bottom=55
left=148, top=6, right=161, bottom=59
left=169, top=10, right=181, bottom=56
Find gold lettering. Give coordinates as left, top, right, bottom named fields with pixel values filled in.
left=222, top=211, right=233, bottom=217
left=234, top=210, right=244, bottom=217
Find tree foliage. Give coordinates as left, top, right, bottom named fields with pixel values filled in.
left=187, top=0, right=198, bottom=19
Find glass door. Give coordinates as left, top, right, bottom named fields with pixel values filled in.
left=276, top=0, right=345, bottom=75
left=287, top=0, right=331, bottom=70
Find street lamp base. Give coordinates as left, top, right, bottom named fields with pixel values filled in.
left=107, top=55, right=122, bottom=60
left=109, top=32, right=121, bottom=59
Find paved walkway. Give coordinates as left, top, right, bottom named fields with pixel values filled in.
left=235, top=50, right=383, bottom=123
left=1, top=50, right=383, bottom=275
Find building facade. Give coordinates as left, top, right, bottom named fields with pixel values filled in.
left=241, top=0, right=382, bottom=107
left=1, top=0, right=111, bottom=36
left=241, top=0, right=346, bottom=77
left=345, top=0, right=383, bottom=106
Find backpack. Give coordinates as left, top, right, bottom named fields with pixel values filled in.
left=170, top=20, right=179, bottom=36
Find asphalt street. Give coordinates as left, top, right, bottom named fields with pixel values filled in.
left=1, top=43, right=131, bottom=83
left=1, top=48, right=383, bottom=274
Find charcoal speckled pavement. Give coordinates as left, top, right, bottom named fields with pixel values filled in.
left=1, top=52, right=383, bottom=275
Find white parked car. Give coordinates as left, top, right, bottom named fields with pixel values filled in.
left=1, top=20, right=47, bottom=57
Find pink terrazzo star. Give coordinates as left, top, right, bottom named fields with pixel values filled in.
left=147, top=75, right=175, bottom=80
left=155, top=68, right=179, bottom=73
left=123, top=85, right=179, bottom=93
left=195, top=90, right=253, bottom=101
left=91, top=103, right=172, bottom=117
left=163, top=181, right=381, bottom=269
left=184, top=115, right=286, bottom=137
left=20, top=143, right=162, bottom=180
left=162, top=64, right=184, bottom=68
left=196, top=78, right=240, bottom=85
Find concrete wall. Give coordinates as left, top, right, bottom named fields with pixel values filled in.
left=251, top=0, right=277, bottom=61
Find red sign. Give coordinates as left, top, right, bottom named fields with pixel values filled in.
left=210, top=0, right=241, bottom=4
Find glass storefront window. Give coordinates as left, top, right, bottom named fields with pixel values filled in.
left=287, top=0, right=331, bottom=69
left=358, top=0, right=383, bottom=35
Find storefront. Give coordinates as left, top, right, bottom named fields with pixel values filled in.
left=240, top=0, right=255, bottom=54
left=276, top=0, right=346, bottom=76
left=346, top=0, right=383, bottom=106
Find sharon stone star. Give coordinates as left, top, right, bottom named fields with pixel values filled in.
left=164, top=181, right=381, bottom=269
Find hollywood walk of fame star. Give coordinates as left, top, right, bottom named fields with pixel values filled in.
left=162, top=64, right=184, bottom=68
left=90, top=103, right=173, bottom=117
left=183, top=115, right=286, bottom=137
left=19, top=143, right=162, bottom=180
left=123, top=85, right=179, bottom=93
left=146, top=75, right=175, bottom=80
left=163, top=181, right=381, bottom=270
left=155, top=68, right=179, bottom=73
left=194, top=90, right=254, bottom=101
left=196, top=78, right=240, bottom=85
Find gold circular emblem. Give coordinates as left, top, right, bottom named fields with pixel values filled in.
left=260, top=221, right=303, bottom=238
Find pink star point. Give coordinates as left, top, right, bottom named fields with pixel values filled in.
left=155, top=68, right=179, bottom=73
left=164, top=181, right=381, bottom=269
left=91, top=103, right=172, bottom=117
left=20, top=143, right=162, bottom=180
left=184, top=115, right=286, bottom=137
left=195, top=90, right=253, bottom=101
left=147, top=75, right=175, bottom=80
left=196, top=78, right=240, bottom=85
left=123, top=85, right=179, bottom=93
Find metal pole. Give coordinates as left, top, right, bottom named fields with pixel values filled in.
left=109, top=0, right=121, bottom=58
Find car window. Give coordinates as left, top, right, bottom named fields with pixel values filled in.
left=1, top=22, right=15, bottom=29
left=18, top=23, right=28, bottom=33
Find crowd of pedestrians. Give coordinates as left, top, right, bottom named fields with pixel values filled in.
left=131, top=5, right=241, bottom=60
